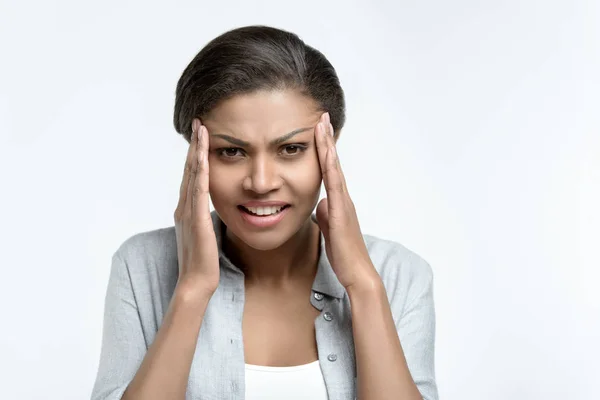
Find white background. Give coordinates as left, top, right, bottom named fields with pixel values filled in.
left=1, top=0, right=598, bottom=399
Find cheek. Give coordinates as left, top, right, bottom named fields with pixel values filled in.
left=208, top=164, right=240, bottom=201
left=283, top=158, right=322, bottom=191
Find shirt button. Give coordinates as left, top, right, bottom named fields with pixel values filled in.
left=323, top=312, right=333, bottom=321
left=313, top=292, right=324, bottom=301
left=327, top=353, right=338, bottom=362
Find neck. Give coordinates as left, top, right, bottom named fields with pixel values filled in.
left=223, top=219, right=320, bottom=289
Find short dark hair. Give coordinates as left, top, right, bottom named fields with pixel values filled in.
left=173, top=25, right=346, bottom=143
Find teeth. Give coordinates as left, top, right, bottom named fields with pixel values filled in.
left=245, top=205, right=285, bottom=215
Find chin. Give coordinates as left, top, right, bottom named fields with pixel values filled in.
left=235, top=233, right=290, bottom=251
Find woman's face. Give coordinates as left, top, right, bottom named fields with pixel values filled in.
left=202, top=89, right=324, bottom=251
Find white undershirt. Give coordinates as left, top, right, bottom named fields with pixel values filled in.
left=244, top=360, right=329, bottom=400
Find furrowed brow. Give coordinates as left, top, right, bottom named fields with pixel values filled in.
left=210, top=127, right=313, bottom=147
left=269, top=127, right=313, bottom=145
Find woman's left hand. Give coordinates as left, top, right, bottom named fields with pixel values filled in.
left=314, top=112, right=382, bottom=293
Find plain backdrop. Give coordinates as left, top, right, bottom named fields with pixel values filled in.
left=0, top=0, right=598, bottom=399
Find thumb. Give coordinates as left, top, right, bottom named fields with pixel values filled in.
left=315, top=198, right=330, bottom=240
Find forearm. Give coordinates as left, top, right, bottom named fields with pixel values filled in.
left=122, top=281, right=213, bottom=400
left=348, top=275, right=422, bottom=400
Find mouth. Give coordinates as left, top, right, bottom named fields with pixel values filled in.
left=237, top=204, right=292, bottom=228
left=237, top=204, right=291, bottom=216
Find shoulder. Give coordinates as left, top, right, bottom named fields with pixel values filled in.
left=115, top=225, right=177, bottom=259
left=112, top=225, right=178, bottom=280
left=363, top=233, right=434, bottom=316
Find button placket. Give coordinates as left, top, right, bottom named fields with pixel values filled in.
left=315, top=296, right=357, bottom=397
left=310, top=291, right=326, bottom=311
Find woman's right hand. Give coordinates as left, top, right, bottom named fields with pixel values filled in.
left=173, top=118, right=220, bottom=297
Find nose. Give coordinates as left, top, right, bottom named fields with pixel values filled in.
left=242, top=155, right=283, bottom=194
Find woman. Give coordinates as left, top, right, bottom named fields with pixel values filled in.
left=91, top=25, right=438, bottom=400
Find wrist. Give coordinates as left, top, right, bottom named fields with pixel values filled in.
left=346, top=271, right=385, bottom=299
left=174, top=277, right=216, bottom=305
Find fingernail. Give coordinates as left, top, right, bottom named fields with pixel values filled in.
left=324, top=112, right=330, bottom=124
left=329, top=123, right=334, bottom=137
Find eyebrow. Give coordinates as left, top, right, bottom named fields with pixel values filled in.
left=209, top=127, right=313, bottom=147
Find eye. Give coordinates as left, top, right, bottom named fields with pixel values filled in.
left=281, top=144, right=308, bottom=156
left=215, top=144, right=308, bottom=160
left=216, top=147, right=245, bottom=158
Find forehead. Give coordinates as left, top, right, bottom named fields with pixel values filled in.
left=205, top=89, right=320, bottom=129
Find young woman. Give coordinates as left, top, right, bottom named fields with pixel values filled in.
left=91, top=25, right=438, bottom=400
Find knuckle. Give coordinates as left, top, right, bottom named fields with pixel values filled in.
left=193, top=217, right=213, bottom=232
left=328, top=182, right=344, bottom=192
left=191, top=189, right=207, bottom=206
left=174, top=214, right=184, bottom=225
left=181, top=209, right=191, bottom=222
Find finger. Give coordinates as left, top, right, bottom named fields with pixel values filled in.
left=176, top=119, right=199, bottom=214
left=323, top=145, right=345, bottom=210
left=327, top=121, right=348, bottom=193
left=315, top=115, right=329, bottom=175
left=192, top=126, right=211, bottom=221
left=315, top=197, right=330, bottom=235
left=321, top=114, right=348, bottom=195
left=185, top=121, right=201, bottom=217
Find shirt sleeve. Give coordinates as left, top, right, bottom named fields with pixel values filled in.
left=90, top=251, right=147, bottom=400
left=396, top=256, right=439, bottom=400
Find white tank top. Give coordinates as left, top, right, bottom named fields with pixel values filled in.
left=244, top=360, right=329, bottom=399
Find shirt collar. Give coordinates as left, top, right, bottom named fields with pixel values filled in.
left=210, top=210, right=345, bottom=299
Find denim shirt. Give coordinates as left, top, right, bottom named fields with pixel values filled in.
left=91, top=211, right=439, bottom=400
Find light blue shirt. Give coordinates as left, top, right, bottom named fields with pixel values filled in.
left=91, top=211, right=439, bottom=399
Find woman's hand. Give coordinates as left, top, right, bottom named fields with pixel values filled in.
left=314, top=112, right=381, bottom=293
left=173, top=119, right=220, bottom=297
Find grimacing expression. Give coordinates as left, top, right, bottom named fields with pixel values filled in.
left=202, top=89, right=324, bottom=251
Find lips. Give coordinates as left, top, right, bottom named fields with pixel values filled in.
left=239, top=201, right=290, bottom=208
left=237, top=203, right=291, bottom=228
left=237, top=204, right=291, bottom=216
